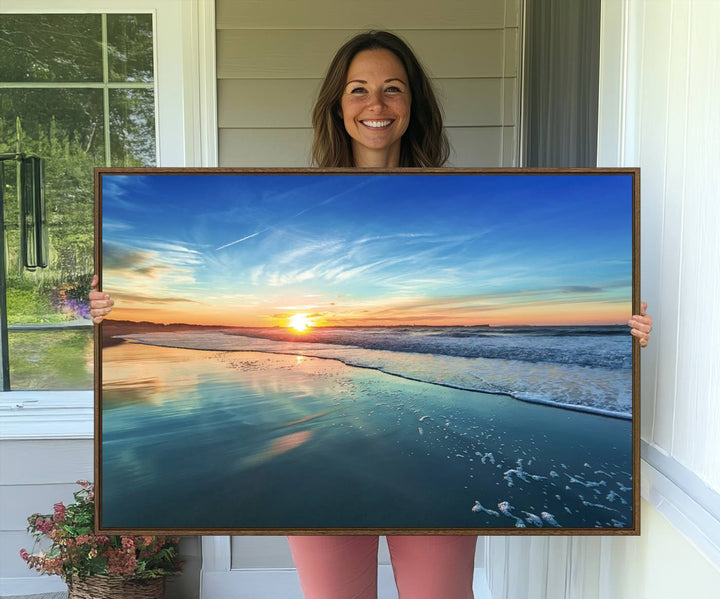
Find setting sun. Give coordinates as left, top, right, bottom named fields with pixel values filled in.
left=288, top=313, right=314, bottom=333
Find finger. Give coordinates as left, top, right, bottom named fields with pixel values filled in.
left=90, top=303, right=113, bottom=314
left=632, top=314, right=652, bottom=324
left=89, top=290, right=113, bottom=304
left=91, top=274, right=99, bottom=289
left=628, top=321, right=652, bottom=333
left=90, top=301, right=113, bottom=311
left=640, top=301, right=647, bottom=316
left=630, top=328, right=649, bottom=341
left=628, top=314, right=652, bottom=327
left=639, top=338, right=648, bottom=348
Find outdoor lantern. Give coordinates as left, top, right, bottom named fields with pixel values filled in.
left=20, top=155, right=48, bottom=270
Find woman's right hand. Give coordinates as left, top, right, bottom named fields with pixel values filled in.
left=89, top=274, right=114, bottom=324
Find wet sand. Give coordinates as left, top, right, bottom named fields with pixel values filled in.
left=101, top=342, right=633, bottom=530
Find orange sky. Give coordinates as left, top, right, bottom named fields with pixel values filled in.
left=107, top=295, right=630, bottom=328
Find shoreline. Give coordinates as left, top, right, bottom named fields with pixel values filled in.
left=113, top=332, right=631, bottom=421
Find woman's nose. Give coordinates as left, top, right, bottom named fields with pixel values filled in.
left=366, top=89, right=385, bottom=110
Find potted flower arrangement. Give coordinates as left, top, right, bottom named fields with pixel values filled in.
left=20, top=480, right=182, bottom=599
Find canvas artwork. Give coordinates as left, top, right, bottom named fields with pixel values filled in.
left=95, top=168, right=639, bottom=534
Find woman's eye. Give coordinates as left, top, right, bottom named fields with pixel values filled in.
left=385, top=86, right=402, bottom=93
left=349, top=87, right=367, bottom=94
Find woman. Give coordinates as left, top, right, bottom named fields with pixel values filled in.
left=90, top=31, right=653, bottom=599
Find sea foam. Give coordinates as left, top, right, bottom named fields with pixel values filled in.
left=117, top=327, right=632, bottom=418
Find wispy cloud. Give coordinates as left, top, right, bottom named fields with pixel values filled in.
left=214, top=177, right=377, bottom=251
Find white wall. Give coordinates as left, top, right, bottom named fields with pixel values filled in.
left=485, top=479, right=720, bottom=599
left=598, top=501, right=720, bottom=599
left=216, top=0, right=522, bottom=167
left=604, top=0, right=720, bottom=492
left=486, top=0, right=720, bottom=596
left=0, top=437, right=93, bottom=595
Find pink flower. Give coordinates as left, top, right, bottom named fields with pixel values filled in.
left=53, top=502, right=66, bottom=522
left=34, top=518, right=54, bottom=534
left=43, top=557, right=64, bottom=576
left=19, top=548, right=29, bottom=562
left=121, top=537, right=135, bottom=550
left=107, top=548, right=137, bottom=576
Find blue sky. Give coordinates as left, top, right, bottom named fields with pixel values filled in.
left=101, top=172, right=633, bottom=327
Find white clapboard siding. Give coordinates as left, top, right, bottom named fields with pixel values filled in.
left=217, top=29, right=511, bottom=80
left=446, top=127, right=506, bottom=167
left=663, top=3, right=719, bottom=485
left=0, top=439, right=93, bottom=580
left=0, top=440, right=93, bottom=486
left=218, top=78, right=517, bottom=128
left=217, top=1, right=521, bottom=169
left=216, top=0, right=514, bottom=30
left=0, top=484, right=86, bottom=532
left=613, top=0, right=720, bottom=489
left=219, top=128, right=314, bottom=167
left=218, top=79, right=321, bottom=128
left=218, top=126, right=510, bottom=168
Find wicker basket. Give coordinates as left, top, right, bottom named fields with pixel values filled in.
left=67, top=575, right=164, bottom=599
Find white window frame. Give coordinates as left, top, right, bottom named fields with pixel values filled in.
left=0, top=0, right=217, bottom=440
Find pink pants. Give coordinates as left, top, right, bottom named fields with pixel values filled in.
left=287, top=535, right=477, bottom=599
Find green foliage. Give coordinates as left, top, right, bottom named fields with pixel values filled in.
left=9, top=329, right=93, bottom=390
left=21, top=482, right=183, bottom=583
left=5, top=285, right=59, bottom=324
left=1, top=113, right=96, bottom=322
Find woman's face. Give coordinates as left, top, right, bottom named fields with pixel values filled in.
left=340, top=48, right=411, bottom=167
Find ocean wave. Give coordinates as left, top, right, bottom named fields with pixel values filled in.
left=114, top=330, right=632, bottom=419
left=224, top=325, right=632, bottom=370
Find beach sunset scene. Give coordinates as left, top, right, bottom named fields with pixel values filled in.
left=99, top=171, right=635, bottom=532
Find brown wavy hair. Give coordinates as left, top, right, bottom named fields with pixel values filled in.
left=311, top=31, right=449, bottom=168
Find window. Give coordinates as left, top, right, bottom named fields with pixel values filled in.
left=0, top=13, right=156, bottom=390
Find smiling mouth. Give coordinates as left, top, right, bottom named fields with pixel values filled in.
left=361, top=120, right=393, bottom=128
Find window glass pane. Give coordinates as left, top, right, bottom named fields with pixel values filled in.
left=2, top=89, right=101, bottom=390
left=0, top=14, right=102, bottom=82
left=107, top=14, right=154, bottom=83
left=1, top=88, right=103, bottom=282
left=1, top=13, right=157, bottom=391
left=109, top=89, right=156, bottom=166
left=8, top=330, right=93, bottom=390
left=0, top=89, right=106, bottom=162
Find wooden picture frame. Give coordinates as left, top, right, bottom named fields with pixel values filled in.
left=95, top=167, right=640, bottom=535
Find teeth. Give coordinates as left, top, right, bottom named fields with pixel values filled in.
left=362, top=120, right=392, bottom=128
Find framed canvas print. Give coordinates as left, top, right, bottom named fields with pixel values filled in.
left=95, top=168, right=640, bottom=535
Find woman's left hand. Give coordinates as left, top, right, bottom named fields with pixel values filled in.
left=628, top=301, right=653, bottom=348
